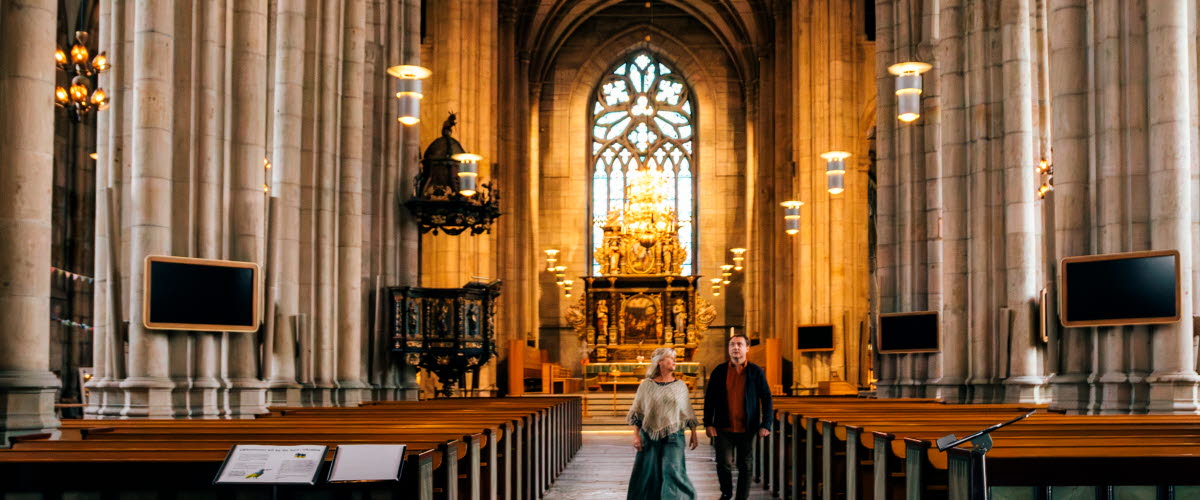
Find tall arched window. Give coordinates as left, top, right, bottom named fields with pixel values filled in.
left=590, top=52, right=696, bottom=275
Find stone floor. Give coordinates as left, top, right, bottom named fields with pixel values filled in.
left=544, top=429, right=775, bottom=499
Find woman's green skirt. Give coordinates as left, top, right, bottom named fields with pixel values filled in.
left=627, top=430, right=696, bottom=500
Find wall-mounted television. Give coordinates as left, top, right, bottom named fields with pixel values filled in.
left=1059, top=250, right=1180, bottom=327
left=878, top=311, right=939, bottom=353
left=796, top=324, right=835, bottom=352
left=143, top=255, right=260, bottom=332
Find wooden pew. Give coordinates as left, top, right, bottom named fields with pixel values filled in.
left=0, top=397, right=581, bottom=500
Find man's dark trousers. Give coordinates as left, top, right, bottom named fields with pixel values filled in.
left=714, top=429, right=755, bottom=500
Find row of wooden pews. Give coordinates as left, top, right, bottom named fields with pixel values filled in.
left=0, top=397, right=580, bottom=500
left=754, top=397, right=1200, bottom=499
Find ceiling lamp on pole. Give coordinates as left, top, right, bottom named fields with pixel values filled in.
left=820, top=151, right=850, bottom=195
left=544, top=249, right=560, bottom=272
left=781, top=200, right=804, bottom=235
left=387, top=64, right=431, bottom=126
left=888, top=62, right=931, bottom=123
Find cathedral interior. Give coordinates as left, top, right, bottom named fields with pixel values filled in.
left=3, top=0, right=1200, bottom=497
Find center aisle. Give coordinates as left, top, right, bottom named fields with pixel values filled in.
left=543, top=429, right=774, bottom=499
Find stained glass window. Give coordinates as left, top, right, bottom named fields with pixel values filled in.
left=590, top=52, right=696, bottom=275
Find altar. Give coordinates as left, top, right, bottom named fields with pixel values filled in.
left=565, top=165, right=716, bottom=369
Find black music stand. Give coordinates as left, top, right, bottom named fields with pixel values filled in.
left=935, top=409, right=1037, bottom=499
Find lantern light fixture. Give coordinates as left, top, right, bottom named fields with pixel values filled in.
left=387, top=64, right=431, bottom=126
left=544, top=249, right=560, bottom=271
left=1036, top=158, right=1054, bottom=199
left=730, top=248, right=746, bottom=271
left=781, top=200, right=804, bottom=235
left=452, top=153, right=482, bottom=197
left=820, top=151, right=850, bottom=195
left=888, top=62, right=932, bottom=123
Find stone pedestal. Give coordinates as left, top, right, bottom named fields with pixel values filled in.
left=1003, top=375, right=1048, bottom=404
left=118, top=377, right=176, bottom=418
left=0, top=371, right=61, bottom=444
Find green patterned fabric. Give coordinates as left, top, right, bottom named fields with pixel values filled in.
left=627, top=430, right=696, bottom=500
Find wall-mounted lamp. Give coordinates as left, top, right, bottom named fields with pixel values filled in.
left=781, top=200, right=804, bottom=235
left=720, top=264, right=733, bottom=285
left=1036, top=159, right=1054, bottom=199
left=544, top=249, right=560, bottom=272
left=820, top=151, right=850, bottom=195
left=730, top=248, right=746, bottom=271
left=554, top=266, right=567, bottom=286
left=710, top=277, right=723, bottom=296
left=888, top=62, right=931, bottom=123
left=387, top=64, right=431, bottom=126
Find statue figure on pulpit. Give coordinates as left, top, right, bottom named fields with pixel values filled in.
left=673, top=298, right=687, bottom=339
left=596, top=300, right=609, bottom=344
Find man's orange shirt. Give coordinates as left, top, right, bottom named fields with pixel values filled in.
left=723, top=360, right=748, bottom=433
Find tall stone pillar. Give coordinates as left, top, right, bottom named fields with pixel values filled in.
left=267, top=0, right=306, bottom=406
left=194, top=0, right=228, bottom=418
left=0, top=0, right=62, bottom=443
left=336, top=0, right=367, bottom=406
left=933, top=0, right=969, bottom=402
left=226, top=0, right=269, bottom=416
left=121, top=0, right=177, bottom=417
left=1047, top=0, right=1092, bottom=412
left=394, top=0, right=422, bottom=400
left=1000, top=0, right=1046, bottom=402
left=1145, top=0, right=1199, bottom=412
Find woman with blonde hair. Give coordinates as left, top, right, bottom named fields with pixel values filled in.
left=626, top=347, right=699, bottom=499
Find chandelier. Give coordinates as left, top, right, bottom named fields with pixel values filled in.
left=54, top=31, right=110, bottom=122
left=618, top=167, right=677, bottom=247
left=404, top=113, right=501, bottom=235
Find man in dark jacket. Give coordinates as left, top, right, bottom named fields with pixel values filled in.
left=703, top=333, right=773, bottom=500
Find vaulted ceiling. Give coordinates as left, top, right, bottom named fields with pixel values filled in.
left=514, top=0, right=776, bottom=85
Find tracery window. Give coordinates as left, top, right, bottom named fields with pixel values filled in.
left=590, top=52, right=696, bottom=275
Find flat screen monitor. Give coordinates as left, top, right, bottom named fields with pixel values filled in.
left=878, top=311, right=939, bottom=353
left=796, top=324, right=835, bottom=352
left=143, top=255, right=260, bottom=332
left=1059, top=250, right=1180, bottom=327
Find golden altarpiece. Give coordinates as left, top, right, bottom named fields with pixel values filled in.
left=566, top=168, right=716, bottom=389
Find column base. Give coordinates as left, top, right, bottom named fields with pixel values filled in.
left=304, top=386, right=336, bottom=407
left=0, top=370, right=62, bottom=446
left=969, top=382, right=1000, bottom=404
left=191, top=376, right=223, bottom=419
left=1048, top=373, right=1091, bottom=414
left=118, top=377, right=176, bottom=418
left=227, top=378, right=268, bottom=418
left=1094, top=372, right=1131, bottom=414
left=267, top=381, right=303, bottom=407
left=1146, top=372, right=1200, bottom=413
left=874, top=382, right=897, bottom=399
left=335, top=380, right=367, bottom=407
left=1003, top=375, right=1048, bottom=404
left=83, top=377, right=117, bottom=418
left=170, top=376, right=194, bottom=417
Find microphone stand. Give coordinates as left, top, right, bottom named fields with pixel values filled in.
left=934, top=409, right=1037, bottom=499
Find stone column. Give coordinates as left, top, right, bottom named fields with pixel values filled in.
left=121, top=0, right=176, bottom=417
left=0, top=0, right=62, bottom=443
left=226, top=0, right=269, bottom=416
left=194, top=0, right=227, bottom=418
left=336, top=0, right=367, bottom=406
left=87, top=0, right=116, bottom=417
left=1092, top=0, right=1130, bottom=413
left=1047, top=0, right=1092, bottom=413
left=1000, top=0, right=1046, bottom=402
left=873, top=0, right=898, bottom=398
left=394, top=0, right=422, bottom=400
left=310, top=0, right=342, bottom=407
left=1145, top=0, right=1199, bottom=412
left=267, top=0, right=306, bottom=406
left=933, top=0, right=969, bottom=402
